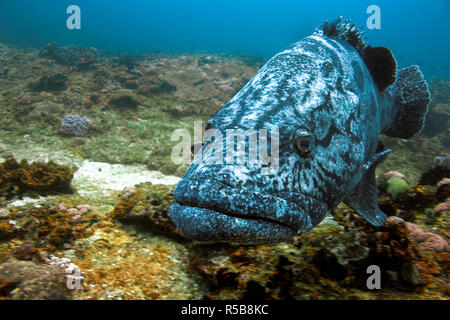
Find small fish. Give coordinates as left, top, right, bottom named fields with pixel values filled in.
left=170, top=18, right=431, bottom=244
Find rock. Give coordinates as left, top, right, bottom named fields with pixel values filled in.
left=137, top=79, right=177, bottom=96
left=0, top=261, right=69, bottom=299
left=116, top=54, right=138, bottom=70
left=12, top=243, right=40, bottom=261
left=29, top=71, right=68, bottom=91
left=400, top=262, right=420, bottom=286
left=39, top=42, right=98, bottom=67
left=421, top=103, right=450, bottom=137
left=112, top=182, right=183, bottom=238
left=70, top=137, right=87, bottom=146
left=419, top=166, right=450, bottom=185
left=438, top=129, right=450, bottom=149
left=0, top=150, right=14, bottom=159
left=108, top=89, right=140, bottom=109
left=26, top=101, right=64, bottom=125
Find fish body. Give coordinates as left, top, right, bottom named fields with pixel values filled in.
left=170, top=19, right=431, bottom=244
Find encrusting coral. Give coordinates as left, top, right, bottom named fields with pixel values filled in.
left=0, top=157, right=74, bottom=200
left=0, top=261, right=69, bottom=300
left=111, top=182, right=183, bottom=239
left=0, top=203, right=97, bottom=252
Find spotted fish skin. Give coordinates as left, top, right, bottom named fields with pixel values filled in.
left=170, top=20, right=431, bottom=244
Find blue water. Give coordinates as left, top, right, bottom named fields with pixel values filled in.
left=0, top=0, right=449, bottom=80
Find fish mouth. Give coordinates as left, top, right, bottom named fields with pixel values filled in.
left=169, top=178, right=328, bottom=244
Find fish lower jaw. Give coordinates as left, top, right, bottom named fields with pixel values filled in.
left=169, top=202, right=298, bottom=245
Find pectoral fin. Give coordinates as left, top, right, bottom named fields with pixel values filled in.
left=344, top=151, right=390, bottom=226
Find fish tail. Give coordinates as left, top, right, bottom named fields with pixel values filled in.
left=383, top=65, right=431, bottom=139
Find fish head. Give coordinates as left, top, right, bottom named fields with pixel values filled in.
left=170, top=40, right=368, bottom=244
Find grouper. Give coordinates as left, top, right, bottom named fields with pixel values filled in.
left=169, top=18, right=431, bottom=244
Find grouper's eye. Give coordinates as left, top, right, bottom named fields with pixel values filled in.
left=294, top=129, right=314, bottom=156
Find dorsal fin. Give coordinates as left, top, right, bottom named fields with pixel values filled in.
left=363, top=46, right=397, bottom=92
left=315, top=17, right=367, bottom=56
left=316, top=17, right=397, bottom=93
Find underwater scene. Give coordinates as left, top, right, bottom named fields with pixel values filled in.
left=0, top=0, right=448, bottom=302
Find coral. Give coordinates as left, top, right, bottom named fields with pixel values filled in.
left=0, top=203, right=97, bottom=252
left=335, top=214, right=424, bottom=289
left=0, top=261, right=69, bottom=299
left=384, top=171, right=408, bottom=182
left=108, top=89, right=140, bottom=109
left=0, top=157, right=73, bottom=199
left=18, top=160, right=73, bottom=192
left=39, top=42, right=98, bottom=67
left=115, top=54, right=138, bottom=70
left=422, top=103, right=449, bottom=137
left=438, top=129, right=450, bottom=149
left=386, top=176, right=409, bottom=199
left=137, top=79, right=177, bottom=96
left=121, top=186, right=136, bottom=199
left=419, top=166, right=450, bottom=185
left=187, top=210, right=449, bottom=300
left=74, top=240, right=192, bottom=299
left=59, top=115, right=92, bottom=137
left=17, top=93, right=32, bottom=105
left=59, top=203, right=92, bottom=220
left=29, top=70, right=68, bottom=91
left=75, top=51, right=97, bottom=70
left=0, top=158, right=20, bottom=200
left=434, top=198, right=450, bottom=215
left=12, top=243, right=43, bottom=262
left=418, top=234, right=448, bottom=252
left=70, top=137, right=87, bottom=146
left=25, top=101, right=64, bottom=126
left=437, top=178, right=450, bottom=187
left=111, top=182, right=182, bottom=238
left=86, top=92, right=105, bottom=106
left=0, top=220, right=17, bottom=240
left=389, top=217, right=448, bottom=252
left=0, top=39, right=449, bottom=301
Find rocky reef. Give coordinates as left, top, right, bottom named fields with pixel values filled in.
left=0, top=157, right=74, bottom=200
left=0, top=41, right=448, bottom=300
left=181, top=171, right=449, bottom=300
left=111, top=182, right=182, bottom=239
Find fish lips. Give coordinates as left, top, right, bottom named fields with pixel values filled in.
left=170, top=178, right=328, bottom=244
